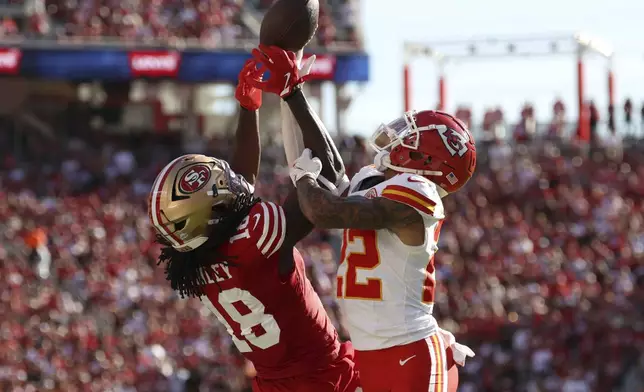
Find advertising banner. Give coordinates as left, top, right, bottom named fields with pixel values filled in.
left=129, top=51, right=181, bottom=78
left=2, top=45, right=369, bottom=83
left=303, top=54, right=336, bottom=80
left=0, top=48, right=21, bottom=75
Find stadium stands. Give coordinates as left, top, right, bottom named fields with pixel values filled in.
left=0, top=0, right=362, bottom=48
left=1, top=115, right=643, bottom=391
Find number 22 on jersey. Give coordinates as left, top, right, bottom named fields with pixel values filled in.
left=336, top=229, right=383, bottom=300
left=336, top=223, right=444, bottom=303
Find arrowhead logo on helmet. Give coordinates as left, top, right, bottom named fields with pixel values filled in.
left=437, top=126, right=469, bottom=157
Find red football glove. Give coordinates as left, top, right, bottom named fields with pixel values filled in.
left=235, top=59, right=265, bottom=110
left=248, top=44, right=311, bottom=99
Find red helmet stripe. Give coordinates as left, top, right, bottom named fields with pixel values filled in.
left=149, top=156, right=185, bottom=247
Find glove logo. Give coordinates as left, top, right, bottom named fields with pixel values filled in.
left=281, top=72, right=292, bottom=96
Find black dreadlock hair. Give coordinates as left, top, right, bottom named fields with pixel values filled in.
left=156, top=193, right=260, bottom=299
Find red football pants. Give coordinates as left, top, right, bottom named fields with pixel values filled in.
left=354, top=334, right=458, bottom=392
left=252, top=342, right=361, bottom=392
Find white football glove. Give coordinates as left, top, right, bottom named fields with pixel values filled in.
left=290, top=148, right=322, bottom=187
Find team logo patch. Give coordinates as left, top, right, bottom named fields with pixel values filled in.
left=365, top=188, right=378, bottom=199
left=437, top=125, right=469, bottom=157
left=407, top=175, right=426, bottom=184
left=178, top=164, right=211, bottom=194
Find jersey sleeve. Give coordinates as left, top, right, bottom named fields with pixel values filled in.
left=248, top=201, right=287, bottom=259
left=379, top=173, right=445, bottom=220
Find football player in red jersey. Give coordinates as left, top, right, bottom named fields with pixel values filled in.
left=249, top=46, right=478, bottom=392
left=148, top=60, right=360, bottom=392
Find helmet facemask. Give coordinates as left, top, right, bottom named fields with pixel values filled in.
left=206, top=160, right=255, bottom=227
left=371, top=111, right=443, bottom=178
left=370, top=111, right=420, bottom=152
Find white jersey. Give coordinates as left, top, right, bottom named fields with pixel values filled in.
left=336, top=166, right=446, bottom=351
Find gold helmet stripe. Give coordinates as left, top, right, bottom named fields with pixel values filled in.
left=149, top=155, right=186, bottom=247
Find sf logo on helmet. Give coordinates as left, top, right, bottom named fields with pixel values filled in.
left=179, top=164, right=211, bottom=194
left=437, top=125, right=469, bottom=157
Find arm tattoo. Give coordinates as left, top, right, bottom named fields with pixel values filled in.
left=296, top=178, right=423, bottom=230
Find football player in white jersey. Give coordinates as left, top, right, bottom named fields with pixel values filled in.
left=249, top=46, right=476, bottom=392
left=294, top=111, right=476, bottom=392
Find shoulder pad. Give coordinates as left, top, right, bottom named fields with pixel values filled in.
left=246, top=201, right=287, bottom=258
left=349, top=165, right=385, bottom=194
left=379, top=173, right=445, bottom=219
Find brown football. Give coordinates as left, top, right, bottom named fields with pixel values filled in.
left=259, top=0, right=320, bottom=51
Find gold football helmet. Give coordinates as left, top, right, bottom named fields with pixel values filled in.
left=148, top=154, right=254, bottom=252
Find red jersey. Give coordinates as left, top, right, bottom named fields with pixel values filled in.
left=200, top=201, right=341, bottom=379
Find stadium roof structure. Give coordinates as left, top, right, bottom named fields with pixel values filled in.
left=402, top=32, right=614, bottom=142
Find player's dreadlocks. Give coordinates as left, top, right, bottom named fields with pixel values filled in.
left=156, top=193, right=260, bottom=299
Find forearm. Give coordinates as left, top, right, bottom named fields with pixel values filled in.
left=296, top=177, right=387, bottom=230
left=230, top=106, right=260, bottom=185
left=296, top=178, right=339, bottom=228
left=285, top=90, right=345, bottom=186
left=296, top=177, right=424, bottom=230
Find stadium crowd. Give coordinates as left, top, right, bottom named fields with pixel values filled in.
left=0, top=0, right=361, bottom=48
left=1, top=112, right=643, bottom=392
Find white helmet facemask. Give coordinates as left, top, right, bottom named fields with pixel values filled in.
left=369, top=111, right=420, bottom=153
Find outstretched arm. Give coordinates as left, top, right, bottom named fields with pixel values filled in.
left=229, top=60, right=263, bottom=185
left=295, top=177, right=423, bottom=230
left=245, top=46, right=347, bottom=194
left=278, top=90, right=346, bottom=275
left=229, top=107, right=260, bottom=185
left=283, top=89, right=346, bottom=191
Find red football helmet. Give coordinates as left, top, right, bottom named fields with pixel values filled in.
left=370, top=110, right=476, bottom=194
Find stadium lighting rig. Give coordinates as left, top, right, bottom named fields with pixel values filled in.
left=403, top=32, right=614, bottom=141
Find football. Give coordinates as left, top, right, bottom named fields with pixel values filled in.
left=259, top=0, right=320, bottom=51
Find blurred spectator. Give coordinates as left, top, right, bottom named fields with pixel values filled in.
left=455, top=106, right=472, bottom=129
left=514, top=102, right=536, bottom=142
left=589, top=100, right=599, bottom=145
left=549, top=98, right=566, bottom=139
left=481, top=107, right=505, bottom=143
left=0, top=16, right=19, bottom=37
left=608, top=104, right=615, bottom=133
left=624, top=98, right=633, bottom=125
left=624, top=98, right=633, bottom=136
left=24, top=225, right=51, bottom=279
